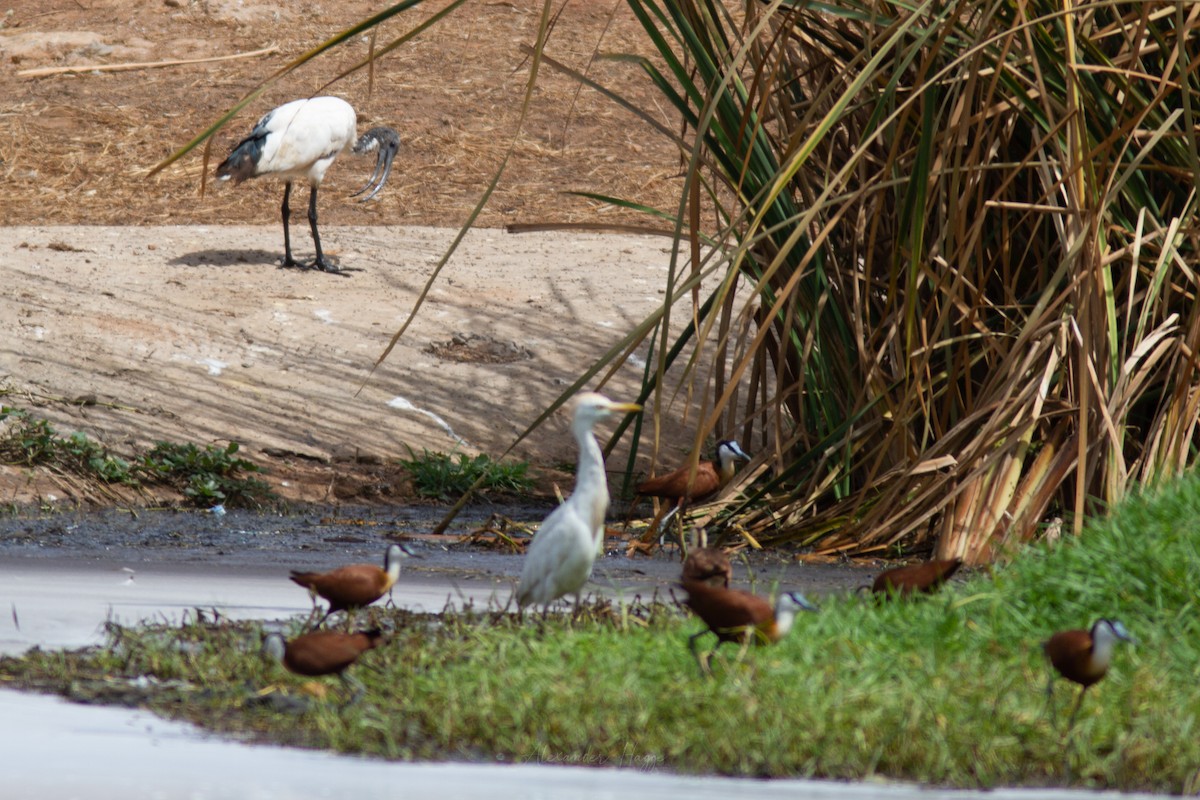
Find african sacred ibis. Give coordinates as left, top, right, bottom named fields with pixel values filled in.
left=216, top=96, right=400, bottom=273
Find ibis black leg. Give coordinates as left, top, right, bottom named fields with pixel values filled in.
left=279, top=182, right=303, bottom=269
left=307, top=186, right=338, bottom=273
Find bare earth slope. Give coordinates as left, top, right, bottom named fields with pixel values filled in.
left=0, top=1, right=691, bottom=505
left=1, top=225, right=680, bottom=504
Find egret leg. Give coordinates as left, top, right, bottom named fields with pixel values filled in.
left=279, top=182, right=303, bottom=269
left=307, top=186, right=338, bottom=273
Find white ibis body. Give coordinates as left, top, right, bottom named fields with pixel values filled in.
left=216, top=96, right=400, bottom=273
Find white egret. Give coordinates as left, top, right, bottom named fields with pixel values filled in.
left=516, top=392, right=641, bottom=612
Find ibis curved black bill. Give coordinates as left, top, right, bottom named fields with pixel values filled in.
left=350, top=126, right=401, bottom=202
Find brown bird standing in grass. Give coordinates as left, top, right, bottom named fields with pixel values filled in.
left=679, top=579, right=817, bottom=675
left=262, top=628, right=384, bottom=703
left=1043, top=618, right=1135, bottom=732
left=634, top=440, right=751, bottom=548
left=289, top=543, right=417, bottom=626
left=681, top=546, right=732, bottom=589
left=870, top=558, right=963, bottom=599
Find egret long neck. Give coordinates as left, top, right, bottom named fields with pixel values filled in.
left=572, top=421, right=609, bottom=539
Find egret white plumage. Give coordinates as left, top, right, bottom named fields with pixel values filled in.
left=216, top=96, right=400, bottom=273
left=516, top=393, right=641, bottom=612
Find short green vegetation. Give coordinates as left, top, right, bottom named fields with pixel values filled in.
left=137, top=441, right=270, bottom=508
left=4, top=475, right=1200, bottom=791
left=0, top=408, right=136, bottom=485
left=0, top=406, right=271, bottom=508
left=398, top=447, right=534, bottom=501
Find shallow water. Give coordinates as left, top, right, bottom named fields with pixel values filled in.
left=0, top=509, right=1164, bottom=799
left=0, top=505, right=872, bottom=655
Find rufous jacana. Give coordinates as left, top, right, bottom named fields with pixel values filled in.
left=679, top=579, right=817, bottom=675
left=681, top=546, right=732, bottom=589
left=516, top=393, right=641, bottom=612
left=289, top=543, right=417, bottom=626
left=1043, top=618, right=1134, bottom=732
left=871, top=558, right=963, bottom=599
left=262, top=628, right=384, bottom=702
left=634, top=440, right=751, bottom=548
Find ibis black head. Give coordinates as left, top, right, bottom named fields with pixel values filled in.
left=350, top=126, right=401, bottom=202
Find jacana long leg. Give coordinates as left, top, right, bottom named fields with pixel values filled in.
left=1064, top=685, right=1089, bottom=734
left=1043, top=672, right=1059, bottom=730
left=688, top=630, right=713, bottom=677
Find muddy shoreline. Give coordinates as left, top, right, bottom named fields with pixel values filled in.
left=0, top=503, right=876, bottom=599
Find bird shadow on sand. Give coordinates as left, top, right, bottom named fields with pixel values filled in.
left=168, top=249, right=364, bottom=276
left=168, top=249, right=283, bottom=268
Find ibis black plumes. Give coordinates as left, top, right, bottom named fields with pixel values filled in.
left=216, top=96, right=400, bottom=273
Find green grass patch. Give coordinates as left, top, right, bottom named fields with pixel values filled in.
left=398, top=447, right=534, bottom=501
left=3, top=476, right=1200, bottom=790
left=136, top=441, right=270, bottom=508
left=0, top=406, right=272, bottom=508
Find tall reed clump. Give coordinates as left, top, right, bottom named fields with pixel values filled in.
left=580, top=0, right=1200, bottom=561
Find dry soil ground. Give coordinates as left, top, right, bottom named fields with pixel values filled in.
left=0, top=0, right=700, bottom=509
